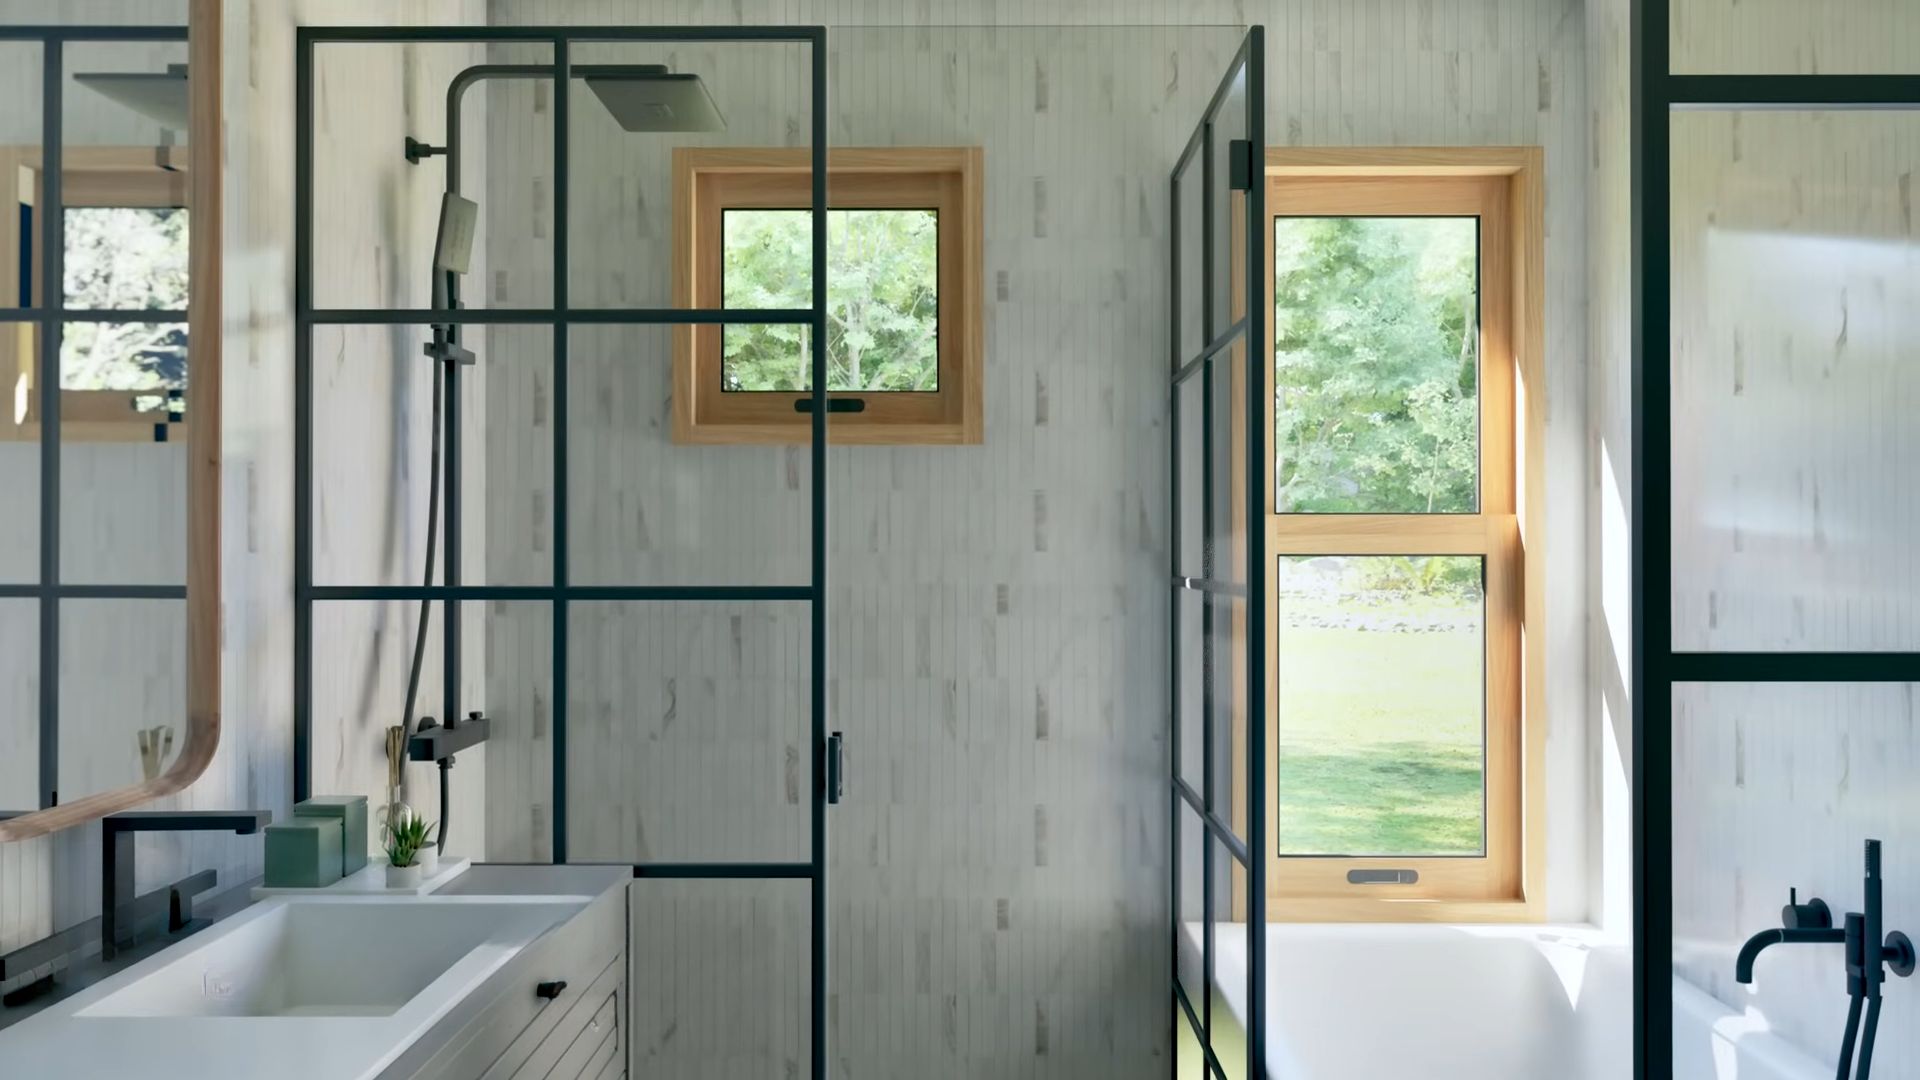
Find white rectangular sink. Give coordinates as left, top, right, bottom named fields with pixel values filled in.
left=78, top=897, right=583, bottom=1019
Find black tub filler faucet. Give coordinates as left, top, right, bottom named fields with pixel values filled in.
left=1735, top=839, right=1915, bottom=1080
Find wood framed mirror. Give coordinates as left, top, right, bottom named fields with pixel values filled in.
left=0, top=0, right=221, bottom=843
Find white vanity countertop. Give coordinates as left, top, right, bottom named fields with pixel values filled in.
left=0, top=865, right=628, bottom=1080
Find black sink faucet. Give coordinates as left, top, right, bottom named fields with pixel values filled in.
left=1733, top=840, right=1916, bottom=1080
left=101, top=811, right=270, bottom=961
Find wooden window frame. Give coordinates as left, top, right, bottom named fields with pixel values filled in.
left=0, top=145, right=190, bottom=443
left=671, top=146, right=983, bottom=445
left=1230, top=148, right=1548, bottom=922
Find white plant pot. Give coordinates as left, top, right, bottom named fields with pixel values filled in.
left=386, top=861, right=424, bottom=889
left=416, top=847, right=440, bottom=876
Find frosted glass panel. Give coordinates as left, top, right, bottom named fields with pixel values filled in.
left=1672, top=683, right=1919, bottom=1073
left=1672, top=0, right=1920, bottom=74
left=1671, top=111, right=1920, bottom=651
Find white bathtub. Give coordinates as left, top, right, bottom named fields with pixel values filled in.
left=1183, top=923, right=1831, bottom=1079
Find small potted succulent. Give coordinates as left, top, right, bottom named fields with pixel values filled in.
left=383, top=810, right=436, bottom=889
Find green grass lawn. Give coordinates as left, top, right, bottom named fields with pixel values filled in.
left=1276, top=622, right=1485, bottom=856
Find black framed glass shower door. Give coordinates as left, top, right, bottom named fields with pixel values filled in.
left=292, top=24, right=834, bottom=1079
left=1170, top=26, right=1267, bottom=1080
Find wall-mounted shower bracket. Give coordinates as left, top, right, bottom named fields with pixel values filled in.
left=405, top=135, right=446, bottom=164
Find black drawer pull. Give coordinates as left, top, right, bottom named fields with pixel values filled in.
left=536, top=980, right=568, bottom=1000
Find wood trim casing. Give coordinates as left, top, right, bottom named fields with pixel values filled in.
left=0, top=0, right=220, bottom=843
left=1233, top=147, right=1548, bottom=922
left=670, top=146, right=984, bottom=445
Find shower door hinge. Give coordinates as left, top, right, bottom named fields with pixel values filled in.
left=1229, top=139, right=1254, bottom=191
left=825, top=732, right=844, bottom=804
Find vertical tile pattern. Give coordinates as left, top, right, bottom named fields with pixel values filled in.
left=1586, top=0, right=1634, bottom=937
left=480, top=4, right=1590, bottom=1078
left=1671, top=0, right=1920, bottom=75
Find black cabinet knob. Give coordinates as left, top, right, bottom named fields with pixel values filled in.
left=536, top=980, right=567, bottom=1000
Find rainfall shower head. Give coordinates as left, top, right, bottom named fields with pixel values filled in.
left=584, top=65, right=726, bottom=133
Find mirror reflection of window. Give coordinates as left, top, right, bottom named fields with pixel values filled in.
left=62, top=205, right=189, bottom=398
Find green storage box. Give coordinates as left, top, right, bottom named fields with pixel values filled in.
left=294, top=795, right=369, bottom=877
left=264, top=817, right=343, bottom=889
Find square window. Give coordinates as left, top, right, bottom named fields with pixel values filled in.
left=672, top=147, right=982, bottom=444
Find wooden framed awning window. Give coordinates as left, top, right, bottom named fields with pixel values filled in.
left=671, top=147, right=983, bottom=445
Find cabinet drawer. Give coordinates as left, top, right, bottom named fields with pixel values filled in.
left=520, top=986, right=618, bottom=1080
left=390, top=887, right=626, bottom=1080
left=491, top=952, right=620, bottom=1080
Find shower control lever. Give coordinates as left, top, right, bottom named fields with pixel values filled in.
left=1781, top=887, right=1832, bottom=929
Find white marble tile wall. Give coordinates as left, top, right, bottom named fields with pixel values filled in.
left=478, top=3, right=1591, bottom=1078
left=1585, top=0, right=1633, bottom=937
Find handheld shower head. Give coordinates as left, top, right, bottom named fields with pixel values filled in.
left=432, top=192, right=478, bottom=276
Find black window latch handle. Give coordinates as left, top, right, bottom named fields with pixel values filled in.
left=536, top=980, right=567, bottom=1000
left=793, top=397, right=866, bottom=413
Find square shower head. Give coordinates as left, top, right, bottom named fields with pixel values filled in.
left=585, top=69, right=726, bottom=133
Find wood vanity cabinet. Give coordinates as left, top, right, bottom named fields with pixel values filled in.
left=378, top=886, right=628, bottom=1080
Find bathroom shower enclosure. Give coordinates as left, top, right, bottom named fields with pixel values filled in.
left=1168, top=28, right=1269, bottom=1080
left=291, top=23, right=833, bottom=1077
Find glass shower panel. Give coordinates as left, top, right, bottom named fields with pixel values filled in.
left=1178, top=587, right=1204, bottom=797
left=0, top=600, right=38, bottom=812
left=0, top=323, right=38, bottom=583
left=1209, top=595, right=1249, bottom=846
left=58, top=597, right=183, bottom=800
left=564, top=323, right=809, bottom=588
left=563, top=39, right=814, bottom=313
left=1178, top=149, right=1205, bottom=363
left=1671, top=681, right=1920, bottom=1074
left=630, top=878, right=810, bottom=1073
left=308, top=599, right=444, bottom=853
left=565, top=600, right=808, bottom=864
left=475, top=601, right=552, bottom=864
left=310, top=321, right=554, bottom=588
left=1671, top=0, right=1920, bottom=74
left=1207, top=833, right=1252, bottom=1080
left=1208, top=65, right=1248, bottom=340
left=1671, top=110, right=1920, bottom=651
left=309, top=41, right=553, bottom=311
left=1178, top=372, right=1204, bottom=580
left=1177, top=797, right=1206, bottom=1006
left=1209, top=341, right=1247, bottom=588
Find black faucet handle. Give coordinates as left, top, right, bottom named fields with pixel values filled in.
left=1783, top=888, right=1833, bottom=930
